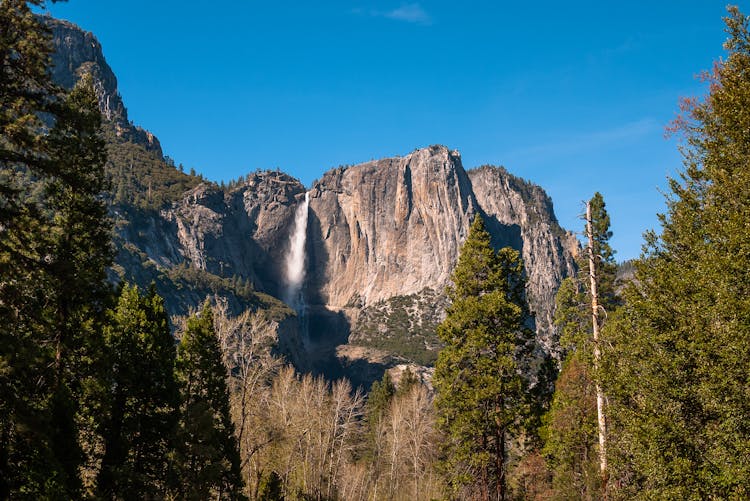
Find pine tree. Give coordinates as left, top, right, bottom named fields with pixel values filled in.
left=603, top=7, right=750, bottom=498
left=434, top=215, right=533, bottom=501
left=543, top=193, right=617, bottom=498
left=367, top=372, right=396, bottom=430
left=1, top=4, right=112, bottom=497
left=542, top=355, right=601, bottom=499
left=0, top=2, right=61, bottom=495
left=174, top=302, right=246, bottom=500
left=97, top=284, right=179, bottom=499
left=366, top=372, right=395, bottom=439
left=552, top=194, right=618, bottom=356
left=395, top=368, right=419, bottom=397
left=362, top=370, right=396, bottom=487
left=45, top=73, right=114, bottom=494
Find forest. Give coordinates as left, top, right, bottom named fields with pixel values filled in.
left=1, top=1, right=749, bottom=500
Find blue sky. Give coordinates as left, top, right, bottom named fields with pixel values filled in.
left=41, top=1, right=734, bottom=260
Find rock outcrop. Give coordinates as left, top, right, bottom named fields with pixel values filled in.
left=468, top=165, right=579, bottom=351
left=117, top=171, right=306, bottom=299
left=45, top=16, right=163, bottom=154
left=46, top=16, right=580, bottom=379
left=307, top=148, right=578, bottom=356
left=165, top=172, right=305, bottom=296
left=307, top=146, right=475, bottom=307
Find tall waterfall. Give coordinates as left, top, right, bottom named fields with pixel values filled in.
left=284, top=191, right=310, bottom=311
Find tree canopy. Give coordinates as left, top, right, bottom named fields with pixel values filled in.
left=434, top=215, right=533, bottom=501
left=603, top=7, right=750, bottom=499
left=174, top=302, right=246, bottom=500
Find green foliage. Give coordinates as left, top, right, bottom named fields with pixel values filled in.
left=542, top=354, right=601, bottom=499
left=104, top=124, right=204, bottom=209
left=396, top=367, right=419, bottom=397
left=552, top=193, right=617, bottom=359
left=0, top=3, right=62, bottom=493
left=1, top=6, right=113, bottom=497
left=433, top=215, right=533, bottom=499
left=45, top=73, right=115, bottom=499
left=257, top=471, right=283, bottom=501
left=97, top=284, right=179, bottom=499
left=585, top=193, right=617, bottom=310
left=113, top=240, right=292, bottom=321
left=165, top=262, right=256, bottom=302
left=543, top=192, right=616, bottom=498
left=362, top=372, right=396, bottom=462
left=553, top=277, right=588, bottom=353
left=367, top=372, right=396, bottom=426
left=350, top=290, right=445, bottom=366
left=174, top=302, right=246, bottom=500
left=603, top=7, right=750, bottom=498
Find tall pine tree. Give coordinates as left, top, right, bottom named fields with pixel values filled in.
left=1, top=3, right=113, bottom=497
left=603, top=7, right=750, bottom=498
left=0, top=2, right=62, bottom=494
left=434, top=215, right=533, bottom=501
left=97, top=284, right=179, bottom=499
left=543, top=192, right=617, bottom=498
left=45, top=73, right=114, bottom=496
left=174, top=302, right=246, bottom=500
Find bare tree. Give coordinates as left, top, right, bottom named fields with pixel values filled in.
left=585, top=202, right=608, bottom=486
left=212, top=297, right=283, bottom=498
left=364, top=382, right=444, bottom=501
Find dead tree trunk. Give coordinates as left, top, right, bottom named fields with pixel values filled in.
left=586, top=201, right=608, bottom=489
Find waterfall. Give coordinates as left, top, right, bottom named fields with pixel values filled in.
left=284, top=191, right=310, bottom=311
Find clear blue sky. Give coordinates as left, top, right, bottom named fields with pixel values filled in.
left=40, top=1, right=734, bottom=260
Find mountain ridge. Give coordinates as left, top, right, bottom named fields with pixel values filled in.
left=45, top=16, right=579, bottom=382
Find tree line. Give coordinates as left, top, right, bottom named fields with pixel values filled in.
left=503, top=7, right=750, bottom=499
left=2, top=1, right=749, bottom=499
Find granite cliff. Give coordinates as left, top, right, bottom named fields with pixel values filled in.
left=307, top=147, right=475, bottom=308
left=46, top=17, right=162, bottom=154
left=305, top=148, right=578, bottom=368
left=46, top=16, right=579, bottom=382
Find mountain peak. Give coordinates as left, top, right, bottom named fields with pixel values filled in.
left=44, top=16, right=163, bottom=155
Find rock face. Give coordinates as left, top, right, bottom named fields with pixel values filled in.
left=306, top=148, right=578, bottom=355
left=46, top=16, right=580, bottom=377
left=119, top=172, right=306, bottom=299
left=468, top=166, right=579, bottom=351
left=307, top=146, right=475, bottom=307
left=166, top=172, right=305, bottom=296
left=45, top=17, right=162, bottom=154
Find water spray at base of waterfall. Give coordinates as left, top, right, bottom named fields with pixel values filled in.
left=284, top=192, right=310, bottom=328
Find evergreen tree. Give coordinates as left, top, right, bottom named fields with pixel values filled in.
left=257, top=471, right=283, bottom=501
left=367, top=372, right=396, bottom=430
left=1, top=4, right=113, bottom=497
left=367, top=373, right=395, bottom=418
left=603, top=7, right=750, bottom=498
left=97, top=284, right=179, bottom=499
left=434, top=215, right=533, bottom=501
left=542, top=355, right=601, bottom=499
left=553, top=193, right=618, bottom=357
left=0, top=2, right=61, bottom=495
left=45, top=73, right=114, bottom=493
left=174, top=302, right=246, bottom=500
left=363, top=371, right=396, bottom=472
left=543, top=192, right=617, bottom=498
left=395, top=368, right=418, bottom=397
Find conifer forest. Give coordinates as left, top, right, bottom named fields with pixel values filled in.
left=1, top=1, right=748, bottom=499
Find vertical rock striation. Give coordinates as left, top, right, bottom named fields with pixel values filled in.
left=468, top=166, right=579, bottom=351
left=45, top=15, right=579, bottom=370
left=308, top=146, right=578, bottom=357
left=45, top=17, right=162, bottom=154
left=308, top=146, right=477, bottom=307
